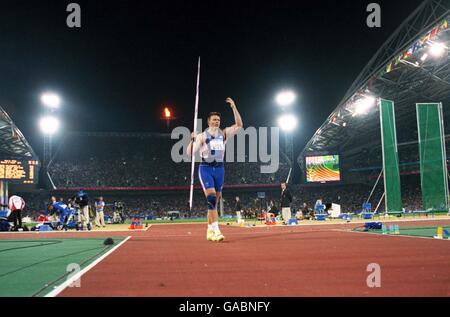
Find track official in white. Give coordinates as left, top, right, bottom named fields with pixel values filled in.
left=280, top=183, right=293, bottom=224
left=8, top=195, right=25, bottom=231
left=95, top=196, right=106, bottom=228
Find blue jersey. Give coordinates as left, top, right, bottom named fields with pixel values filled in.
left=52, top=202, right=70, bottom=214
left=200, top=129, right=225, bottom=164
left=95, top=201, right=105, bottom=212
left=198, top=129, right=226, bottom=193
left=52, top=202, right=72, bottom=223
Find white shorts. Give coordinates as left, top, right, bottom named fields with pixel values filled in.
left=282, top=208, right=291, bottom=221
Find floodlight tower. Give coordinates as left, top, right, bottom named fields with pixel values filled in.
left=275, top=91, right=298, bottom=172
left=40, top=92, right=61, bottom=169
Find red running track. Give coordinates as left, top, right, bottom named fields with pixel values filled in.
left=2, top=220, right=450, bottom=296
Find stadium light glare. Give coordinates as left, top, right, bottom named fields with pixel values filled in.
left=429, top=42, right=447, bottom=58
left=353, top=96, right=376, bottom=116
left=40, top=92, right=61, bottom=109
left=278, top=114, right=298, bottom=132
left=39, top=116, right=60, bottom=135
left=275, top=91, right=296, bottom=107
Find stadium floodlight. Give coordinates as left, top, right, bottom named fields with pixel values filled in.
left=39, top=116, right=60, bottom=135
left=275, top=91, right=296, bottom=107
left=40, top=92, right=61, bottom=109
left=429, top=42, right=447, bottom=58
left=278, top=114, right=298, bottom=132
left=353, top=96, right=376, bottom=116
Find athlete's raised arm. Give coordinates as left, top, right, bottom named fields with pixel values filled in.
left=224, top=97, right=243, bottom=138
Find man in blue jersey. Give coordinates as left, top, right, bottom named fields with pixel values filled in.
left=187, top=97, right=243, bottom=242
left=48, top=196, right=72, bottom=230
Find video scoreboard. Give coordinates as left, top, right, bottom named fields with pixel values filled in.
left=305, top=155, right=340, bottom=183
left=0, top=159, right=40, bottom=184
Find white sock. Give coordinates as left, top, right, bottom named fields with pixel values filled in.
left=211, top=222, right=220, bottom=232
left=208, top=224, right=213, bottom=231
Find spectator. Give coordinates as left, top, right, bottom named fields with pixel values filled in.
left=268, top=199, right=279, bottom=217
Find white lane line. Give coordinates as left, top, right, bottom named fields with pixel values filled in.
left=45, top=236, right=131, bottom=297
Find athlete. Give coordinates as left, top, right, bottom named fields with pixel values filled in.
left=48, top=196, right=72, bottom=230
left=187, top=97, right=243, bottom=242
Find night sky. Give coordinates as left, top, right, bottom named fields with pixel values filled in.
left=0, top=0, right=425, bottom=158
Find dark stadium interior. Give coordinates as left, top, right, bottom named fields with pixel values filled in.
left=1, top=0, right=450, bottom=300
left=0, top=0, right=448, bottom=223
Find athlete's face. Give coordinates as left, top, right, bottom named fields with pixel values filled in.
left=208, top=115, right=221, bottom=129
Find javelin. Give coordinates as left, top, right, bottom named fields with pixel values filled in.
left=189, top=57, right=201, bottom=211
left=286, top=167, right=292, bottom=184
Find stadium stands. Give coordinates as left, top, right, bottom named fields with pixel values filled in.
left=18, top=173, right=425, bottom=220
left=48, top=133, right=291, bottom=188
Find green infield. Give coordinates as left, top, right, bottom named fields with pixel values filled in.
left=0, top=237, right=124, bottom=297
left=353, top=225, right=450, bottom=239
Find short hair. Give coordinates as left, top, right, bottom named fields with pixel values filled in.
left=208, top=112, right=221, bottom=120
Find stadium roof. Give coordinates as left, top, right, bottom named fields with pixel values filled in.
left=299, top=0, right=450, bottom=163
left=0, top=105, right=37, bottom=159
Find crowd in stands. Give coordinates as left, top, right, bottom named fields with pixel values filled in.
left=350, top=139, right=449, bottom=172
left=16, top=174, right=429, bottom=221
left=49, top=134, right=290, bottom=187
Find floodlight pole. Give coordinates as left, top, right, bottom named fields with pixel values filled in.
left=40, top=100, right=58, bottom=190
left=43, top=134, right=52, bottom=170
left=285, top=132, right=294, bottom=169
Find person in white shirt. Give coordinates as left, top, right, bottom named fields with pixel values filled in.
left=8, top=195, right=25, bottom=231
left=95, top=196, right=106, bottom=228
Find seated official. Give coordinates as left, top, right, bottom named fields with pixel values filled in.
left=268, top=200, right=279, bottom=216
left=295, top=209, right=304, bottom=220
left=300, top=203, right=314, bottom=220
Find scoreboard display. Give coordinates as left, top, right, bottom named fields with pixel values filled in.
left=305, top=155, right=340, bottom=183
left=0, top=159, right=40, bottom=184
